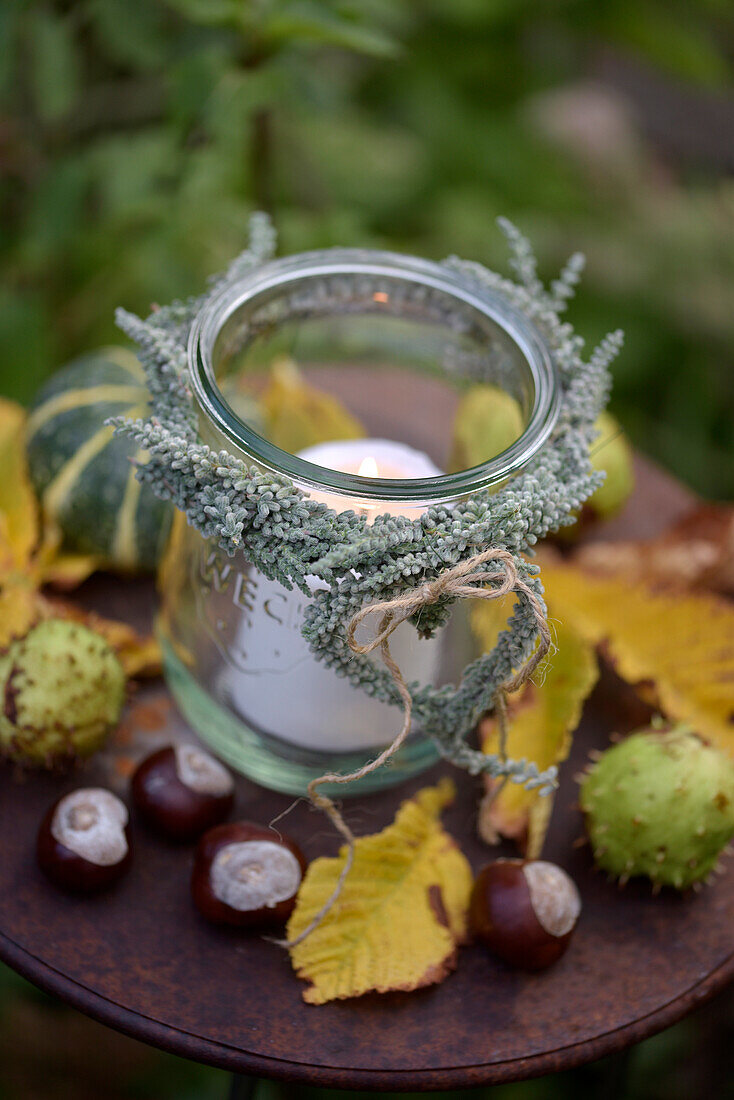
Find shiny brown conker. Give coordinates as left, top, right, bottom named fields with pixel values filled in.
left=131, top=744, right=234, bottom=841
left=37, top=788, right=132, bottom=893
left=191, top=822, right=307, bottom=928
left=469, top=859, right=581, bottom=971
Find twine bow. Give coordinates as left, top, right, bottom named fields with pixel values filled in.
left=279, top=546, right=551, bottom=949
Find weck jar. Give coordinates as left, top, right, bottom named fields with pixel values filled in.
left=157, top=249, right=560, bottom=795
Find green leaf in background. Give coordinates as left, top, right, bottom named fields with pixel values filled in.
left=90, top=130, right=180, bottom=220
left=88, top=0, right=170, bottom=70
left=28, top=5, right=80, bottom=122
left=2, top=0, right=734, bottom=504
left=159, top=0, right=243, bottom=29
left=0, top=289, right=54, bottom=405
left=0, top=0, right=24, bottom=100
left=262, top=1, right=400, bottom=59
left=602, top=1, right=731, bottom=87
left=21, top=156, right=89, bottom=267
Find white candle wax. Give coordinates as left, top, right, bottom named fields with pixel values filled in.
left=220, top=439, right=444, bottom=752
left=298, top=439, right=442, bottom=517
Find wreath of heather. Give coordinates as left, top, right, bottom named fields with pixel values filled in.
left=113, top=214, right=622, bottom=794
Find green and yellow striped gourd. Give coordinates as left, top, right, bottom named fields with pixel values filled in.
left=26, top=347, right=172, bottom=573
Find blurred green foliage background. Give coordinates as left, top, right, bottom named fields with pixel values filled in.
left=2, top=0, right=733, bottom=495
left=1, top=2, right=733, bottom=1097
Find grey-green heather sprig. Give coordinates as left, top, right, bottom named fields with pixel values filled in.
left=112, top=214, right=622, bottom=795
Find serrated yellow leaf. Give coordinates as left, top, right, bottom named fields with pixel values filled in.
left=262, top=357, right=365, bottom=453
left=0, top=398, right=39, bottom=574
left=287, top=778, right=472, bottom=1004
left=539, top=558, right=734, bottom=757
left=473, top=608, right=598, bottom=857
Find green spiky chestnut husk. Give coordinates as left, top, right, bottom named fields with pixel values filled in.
left=0, top=619, right=125, bottom=767
left=580, top=724, right=734, bottom=890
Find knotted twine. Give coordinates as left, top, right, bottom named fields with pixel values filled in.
left=279, top=546, right=551, bottom=949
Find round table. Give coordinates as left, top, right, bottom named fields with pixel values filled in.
left=1, top=457, right=731, bottom=1092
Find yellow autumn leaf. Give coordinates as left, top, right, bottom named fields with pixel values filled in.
left=539, top=557, right=734, bottom=757
left=449, top=383, right=524, bottom=472
left=0, top=398, right=44, bottom=646
left=0, top=577, right=43, bottom=649
left=0, top=518, right=23, bottom=590
left=469, top=590, right=518, bottom=655
left=41, top=551, right=99, bottom=590
left=262, top=357, right=365, bottom=453
left=0, top=401, right=155, bottom=681
left=32, top=515, right=98, bottom=589
left=37, top=595, right=162, bottom=679
left=474, top=610, right=598, bottom=858
left=287, top=778, right=472, bottom=1005
left=0, top=400, right=97, bottom=591
left=0, top=398, right=39, bottom=573
left=86, top=617, right=162, bottom=679
left=0, top=588, right=161, bottom=678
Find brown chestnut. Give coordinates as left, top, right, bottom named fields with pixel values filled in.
left=131, top=744, right=234, bottom=841
left=37, top=788, right=132, bottom=894
left=191, top=822, right=307, bottom=927
left=469, top=859, right=581, bottom=971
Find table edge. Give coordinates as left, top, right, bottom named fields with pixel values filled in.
left=1, top=928, right=731, bottom=1091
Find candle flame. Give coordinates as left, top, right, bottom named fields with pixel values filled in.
left=358, top=456, right=379, bottom=478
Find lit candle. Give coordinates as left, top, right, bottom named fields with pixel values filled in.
left=298, top=439, right=442, bottom=516
left=218, top=440, right=444, bottom=752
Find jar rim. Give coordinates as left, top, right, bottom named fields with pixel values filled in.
left=188, top=248, right=560, bottom=504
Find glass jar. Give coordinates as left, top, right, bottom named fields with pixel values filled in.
left=158, top=250, right=559, bottom=795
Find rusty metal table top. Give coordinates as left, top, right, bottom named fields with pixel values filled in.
left=0, top=456, right=731, bottom=1092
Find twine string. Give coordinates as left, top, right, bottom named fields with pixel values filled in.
left=278, top=547, right=550, bottom=949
